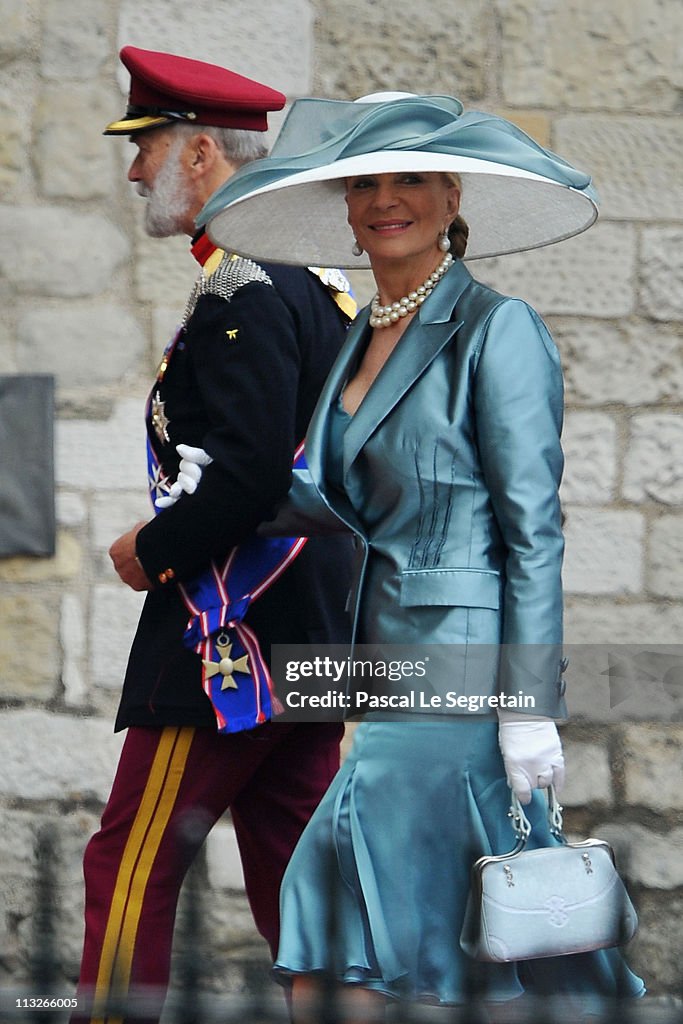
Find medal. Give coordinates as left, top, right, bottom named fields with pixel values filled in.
left=151, top=390, right=170, bottom=443
left=202, top=633, right=250, bottom=691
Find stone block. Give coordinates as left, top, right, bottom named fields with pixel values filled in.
left=641, top=228, right=683, bottom=322
left=0, top=810, right=39, bottom=882
left=499, top=0, right=683, bottom=112
left=0, top=0, right=34, bottom=62
left=119, top=0, right=313, bottom=98
left=17, top=304, right=147, bottom=388
left=91, top=583, right=145, bottom=690
left=560, top=740, right=613, bottom=806
left=621, top=724, right=683, bottom=811
left=557, top=319, right=683, bottom=406
left=201, top=895, right=264, bottom=956
left=648, top=516, right=683, bottom=599
left=56, top=397, right=147, bottom=490
left=312, top=0, right=494, bottom=100
left=41, top=0, right=110, bottom=79
left=92, top=491, right=153, bottom=552
left=56, top=492, right=87, bottom=528
left=0, top=206, right=129, bottom=298
left=474, top=224, right=635, bottom=318
left=0, top=61, right=37, bottom=200
left=564, top=599, right=683, bottom=646
left=556, top=116, right=683, bottom=224
left=0, top=98, right=24, bottom=194
left=132, top=219, right=196, bottom=309
left=0, top=595, right=58, bottom=700
left=629, top=892, right=683, bottom=993
left=623, top=414, right=683, bottom=505
left=0, top=808, right=40, bottom=959
left=0, top=710, right=123, bottom=802
left=61, top=593, right=87, bottom=706
left=560, top=412, right=617, bottom=504
left=562, top=508, right=644, bottom=595
left=152, top=307, right=185, bottom=357
left=0, top=314, right=16, bottom=371
left=0, top=807, right=98, bottom=975
left=41, top=809, right=100, bottom=972
left=594, top=823, right=683, bottom=890
left=205, top=822, right=246, bottom=891
left=0, top=533, right=81, bottom=583
left=498, top=111, right=551, bottom=149
left=34, top=83, right=117, bottom=199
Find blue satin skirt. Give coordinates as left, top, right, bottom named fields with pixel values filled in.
left=274, top=719, right=645, bottom=1009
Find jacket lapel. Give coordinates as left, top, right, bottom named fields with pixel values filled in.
left=304, top=260, right=473, bottom=523
left=342, top=260, right=470, bottom=474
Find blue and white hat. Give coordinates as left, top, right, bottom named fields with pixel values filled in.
left=197, top=92, right=598, bottom=268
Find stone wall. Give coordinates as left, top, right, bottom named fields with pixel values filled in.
left=0, top=0, right=681, bottom=1002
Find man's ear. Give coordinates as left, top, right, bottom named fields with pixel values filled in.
left=187, top=133, right=219, bottom=178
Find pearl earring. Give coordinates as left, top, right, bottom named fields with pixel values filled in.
left=352, top=239, right=363, bottom=257
left=438, top=231, right=451, bottom=253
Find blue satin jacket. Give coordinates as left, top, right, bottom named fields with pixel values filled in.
left=271, top=260, right=568, bottom=717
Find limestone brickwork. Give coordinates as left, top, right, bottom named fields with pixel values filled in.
left=0, top=0, right=681, bottom=1002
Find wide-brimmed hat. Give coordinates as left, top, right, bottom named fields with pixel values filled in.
left=197, top=94, right=598, bottom=267
left=104, top=46, right=285, bottom=135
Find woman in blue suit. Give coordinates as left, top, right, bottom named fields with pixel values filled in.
left=195, top=94, right=645, bottom=1021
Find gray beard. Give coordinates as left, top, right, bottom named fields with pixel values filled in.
left=136, top=143, right=192, bottom=237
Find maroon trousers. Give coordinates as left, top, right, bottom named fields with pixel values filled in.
left=74, top=722, right=342, bottom=1022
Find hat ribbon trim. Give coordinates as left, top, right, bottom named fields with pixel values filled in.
left=198, top=99, right=596, bottom=230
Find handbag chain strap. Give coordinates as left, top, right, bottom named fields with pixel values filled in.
left=508, top=784, right=565, bottom=849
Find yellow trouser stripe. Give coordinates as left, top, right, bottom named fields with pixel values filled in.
left=91, top=726, right=195, bottom=1023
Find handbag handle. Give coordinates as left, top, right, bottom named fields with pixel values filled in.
left=508, top=785, right=564, bottom=849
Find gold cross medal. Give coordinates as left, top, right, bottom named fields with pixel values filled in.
left=202, top=633, right=250, bottom=691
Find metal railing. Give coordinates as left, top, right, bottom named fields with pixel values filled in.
left=1, top=825, right=681, bottom=1024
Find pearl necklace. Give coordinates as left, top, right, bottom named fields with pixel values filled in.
left=369, top=252, right=454, bottom=328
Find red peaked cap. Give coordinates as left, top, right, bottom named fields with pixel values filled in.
left=104, top=46, right=286, bottom=135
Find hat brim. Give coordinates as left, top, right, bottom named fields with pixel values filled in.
left=103, top=114, right=174, bottom=135
left=206, top=150, right=598, bottom=267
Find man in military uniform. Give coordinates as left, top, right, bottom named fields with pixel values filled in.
left=73, top=47, right=354, bottom=1022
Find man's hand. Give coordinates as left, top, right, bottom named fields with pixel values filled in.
left=109, top=522, right=153, bottom=591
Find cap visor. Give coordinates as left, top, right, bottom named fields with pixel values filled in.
left=103, top=114, right=173, bottom=135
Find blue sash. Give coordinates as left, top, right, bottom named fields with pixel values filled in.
left=146, top=333, right=306, bottom=733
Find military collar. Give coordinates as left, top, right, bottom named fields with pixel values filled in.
left=190, top=229, right=219, bottom=267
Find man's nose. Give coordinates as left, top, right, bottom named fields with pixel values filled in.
left=127, top=157, right=141, bottom=183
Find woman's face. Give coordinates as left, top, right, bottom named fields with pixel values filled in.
left=345, top=171, right=459, bottom=263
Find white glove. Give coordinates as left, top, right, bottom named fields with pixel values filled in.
left=497, top=713, right=565, bottom=805
left=154, top=444, right=213, bottom=509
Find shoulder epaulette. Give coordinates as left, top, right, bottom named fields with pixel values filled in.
left=183, top=251, right=273, bottom=325
left=307, top=266, right=357, bottom=320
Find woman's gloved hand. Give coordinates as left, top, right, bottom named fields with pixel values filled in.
left=497, top=711, right=565, bottom=804
left=155, top=444, right=213, bottom=509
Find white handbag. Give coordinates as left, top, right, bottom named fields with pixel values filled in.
left=460, top=786, right=638, bottom=963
